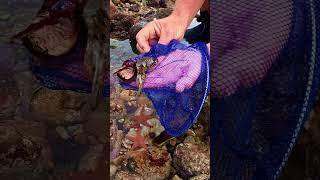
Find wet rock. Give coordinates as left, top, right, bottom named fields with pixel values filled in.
left=30, top=88, right=85, bottom=125
left=30, top=88, right=65, bottom=112
left=173, top=143, right=209, bottom=178
left=78, top=144, right=104, bottom=172
left=56, top=126, right=71, bottom=140
left=114, top=147, right=174, bottom=180
left=129, top=4, right=140, bottom=12
left=84, top=110, right=107, bottom=144
left=190, top=174, right=210, bottom=180
left=31, top=88, right=84, bottom=113
left=141, top=118, right=165, bottom=138
left=129, top=20, right=147, bottom=52
left=110, top=164, right=118, bottom=177
left=0, top=43, right=19, bottom=119
left=0, top=124, right=19, bottom=145
left=61, top=91, right=84, bottom=110
left=146, top=0, right=167, bottom=8
left=111, top=13, right=135, bottom=40
left=74, top=133, right=89, bottom=145
left=171, top=175, right=183, bottom=180
left=112, top=0, right=121, bottom=5
left=67, top=124, right=84, bottom=137
left=110, top=0, right=118, bottom=18
left=110, top=127, right=125, bottom=159
left=0, top=120, right=52, bottom=178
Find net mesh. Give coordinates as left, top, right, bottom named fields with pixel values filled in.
left=210, top=0, right=320, bottom=179
left=120, top=40, right=210, bottom=137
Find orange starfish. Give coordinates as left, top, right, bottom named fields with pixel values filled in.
left=130, top=113, right=153, bottom=128
left=127, top=129, right=147, bottom=150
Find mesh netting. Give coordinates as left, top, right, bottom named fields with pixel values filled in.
left=120, top=40, right=210, bottom=137
left=210, top=0, right=320, bottom=179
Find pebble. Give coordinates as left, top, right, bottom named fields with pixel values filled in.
left=110, top=164, right=118, bottom=177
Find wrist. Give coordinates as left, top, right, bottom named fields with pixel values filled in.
left=169, top=12, right=192, bottom=29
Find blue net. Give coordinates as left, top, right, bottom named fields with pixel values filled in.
left=210, top=0, right=320, bottom=179
left=120, top=40, right=210, bottom=137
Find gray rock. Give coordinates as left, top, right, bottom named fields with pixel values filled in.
left=173, top=143, right=209, bottom=178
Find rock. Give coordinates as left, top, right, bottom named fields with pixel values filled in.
left=129, top=4, right=140, bottom=12
left=112, top=0, right=121, bottom=5
left=0, top=120, right=52, bottom=178
left=30, top=88, right=65, bottom=114
left=78, top=144, right=104, bottom=172
left=110, top=0, right=118, bottom=18
left=74, top=133, right=89, bottom=145
left=190, top=174, right=210, bottom=180
left=114, top=147, right=174, bottom=179
left=129, top=20, right=147, bottom=44
left=84, top=110, right=107, bottom=144
left=110, top=164, right=118, bottom=177
left=140, top=118, right=165, bottom=138
left=55, top=126, right=70, bottom=140
left=63, top=110, right=81, bottom=123
left=171, top=175, right=183, bottom=180
left=67, top=124, right=84, bottom=137
left=173, top=143, right=209, bottom=178
left=111, top=98, right=127, bottom=116
left=111, top=13, right=135, bottom=40
left=119, top=89, right=136, bottom=101
left=61, top=91, right=84, bottom=110
left=0, top=124, right=20, bottom=144
left=30, top=88, right=85, bottom=125
left=146, top=0, right=167, bottom=8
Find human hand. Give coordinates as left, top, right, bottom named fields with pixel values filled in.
left=127, top=41, right=205, bottom=93
left=136, top=15, right=189, bottom=53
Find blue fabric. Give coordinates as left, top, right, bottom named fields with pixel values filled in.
left=120, top=40, right=210, bottom=137
left=210, top=0, right=320, bottom=179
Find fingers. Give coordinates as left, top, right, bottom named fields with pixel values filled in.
left=136, top=17, right=185, bottom=53
left=136, top=33, right=151, bottom=53
left=136, top=21, right=160, bottom=53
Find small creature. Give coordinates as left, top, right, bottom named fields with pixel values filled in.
left=127, top=128, right=147, bottom=150
left=135, top=57, right=158, bottom=95
left=115, top=59, right=137, bottom=81
left=116, top=57, right=158, bottom=96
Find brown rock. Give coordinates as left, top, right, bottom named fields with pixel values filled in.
left=173, top=143, right=209, bottom=178
left=113, top=147, right=174, bottom=179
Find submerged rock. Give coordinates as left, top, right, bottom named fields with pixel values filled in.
left=173, top=142, right=209, bottom=178
left=113, top=147, right=174, bottom=179
left=0, top=119, right=52, bottom=179
left=78, top=144, right=104, bottom=172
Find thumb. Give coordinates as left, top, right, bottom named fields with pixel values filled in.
left=158, top=30, right=175, bottom=45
